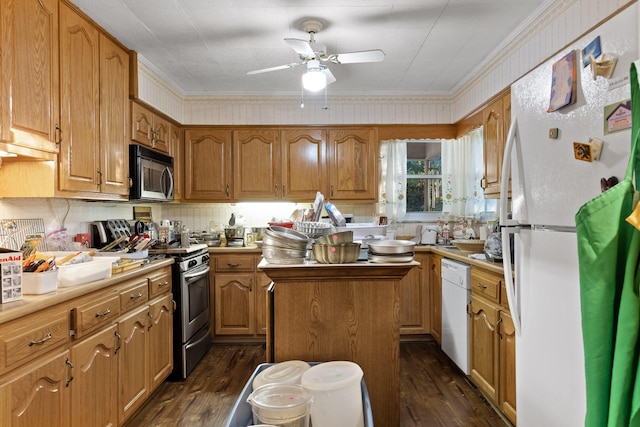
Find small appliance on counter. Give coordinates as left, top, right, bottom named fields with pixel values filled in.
left=90, top=219, right=132, bottom=249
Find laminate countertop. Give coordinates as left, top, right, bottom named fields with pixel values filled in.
left=0, top=258, right=174, bottom=324
left=209, top=244, right=507, bottom=275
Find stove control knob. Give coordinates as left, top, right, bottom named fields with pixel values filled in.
left=202, top=254, right=210, bottom=263
left=188, top=260, right=197, bottom=268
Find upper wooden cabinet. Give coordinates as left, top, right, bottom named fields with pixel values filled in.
left=58, top=7, right=130, bottom=196
left=131, top=102, right=170, bottom=154
left=482, top=90, right=511, bottom=198
left=0, top=0, right=60, bottom=159
left=184, top=128, right=233, bottom=201
left=57, top=2, right=100, bottom=193
left=327, top=127, right=377, bottom=200
left=232, top=128, right=328, bottom=201
left=233, top=128, right=281, bottom=200
left=98, top=34, right=131, bottom=196
left=183, top=125, right=377, bottom=203
left=169, top=123, right=183, bottom=201
left=281, top=128, right=327, bottom=201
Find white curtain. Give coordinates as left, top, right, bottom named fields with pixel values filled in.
left=378, top=139, right=407, bottom=222
left=441, top=127, right=485, bottom=217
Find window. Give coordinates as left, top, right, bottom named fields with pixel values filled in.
left=404, top=138, right=496, bottom=221
left=406, top=140, right=443, bottom=221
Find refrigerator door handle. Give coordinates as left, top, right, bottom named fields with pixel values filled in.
left=502, top=227, right=522, bottom=337
left=500, top=117, right=519, bottom=227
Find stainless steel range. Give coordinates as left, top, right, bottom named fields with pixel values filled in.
left=149, top=244, right=211, bottom=380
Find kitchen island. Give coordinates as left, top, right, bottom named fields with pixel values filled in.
left=259, top=259, right=418, bottom=427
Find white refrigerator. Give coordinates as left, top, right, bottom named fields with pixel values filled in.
left=499, top=5, right=637, bottom=426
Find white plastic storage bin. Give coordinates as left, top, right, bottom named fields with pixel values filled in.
left=22, top=270, right=58, bottom=294
left=57, top=256, right=119, bottom=287
left=225, top=362, right=373, bottom=427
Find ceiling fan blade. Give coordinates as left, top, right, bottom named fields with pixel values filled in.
left=246, top=62, right=303, bottom=75
left=322, top=68, right=336, bottom=85
left=332, top=49, right=385, bottom=64
left=284, top=38, right=315, bottom=57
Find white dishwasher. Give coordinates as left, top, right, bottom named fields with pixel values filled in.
left=441, top=258, right=472, bottom=375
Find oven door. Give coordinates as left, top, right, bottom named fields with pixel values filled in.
left=179, top=262, right=210, bottom=342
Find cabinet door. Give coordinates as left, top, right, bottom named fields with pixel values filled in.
left=169, top=124, right=183, bottom=201
left=327, top=127, right=377, bottom=200
left=233, top=129, right=280, bottom=200
left=470, top=294, right=499, bottom=403
left=118, top=305, right=149, bottom=424
left=152, top=114, right=170, bottom=154
left=0, top=350, right=71, bottom=427
left=399, top=254, right=430, bottom=335
left=148, top=294, right=173, bottom=390
left=70, top=324, right=118, bottom=427
left=184, top=128, right=233, bottom=201
left=482, top=93, right=510, bottom=198
left=214, top=273, right=255, bottom=335
left=429, top=256, right=442, bottom=344
left=499, top=310, right=517, bottom=424
left=255, top=267, right=272, bottom=336
left=131, top=102, right=153, bottom=147
left=58, top=2, right=100, bottom=193
left=281, top=128, right=326, bottom=200
left=0, top=0, right=60, bottom=156
left=99, top=34, right=130, bottom=196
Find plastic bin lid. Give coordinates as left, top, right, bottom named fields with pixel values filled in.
left=252, top=360, right=311, bottom=390
left=301, top=361, right=363, bottom=391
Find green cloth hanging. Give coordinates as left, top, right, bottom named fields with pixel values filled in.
left=575, top=61, right=640, bottom=426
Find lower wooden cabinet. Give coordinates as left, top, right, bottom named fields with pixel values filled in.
left=429, top=255, right=442, bottom=344
left=0, top=350, right=72, bottom=427
left=118, top=305, right=150, bottom=423
left=0, top=264, right=174, bottom=427
left=212, top=253, right=266, bottom=338
left=399, top=253, right=431, bottom=335
left=469, top=266, right=516, bottom=425
left=149, top=294, right=174, bottom=390
left=71, top=324, right=118, bottom=427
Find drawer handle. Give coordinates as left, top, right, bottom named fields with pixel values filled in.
left=158, top=280, right=169, bottom=287
left=477, top=283, right=487, bottom=289
left=130, top=292, right=143, bottom=300
left=29, top=332, right=52, bottom=346
left=227, top=263, right=241, bottom=267
left=95, top=308, right=111, bottom=318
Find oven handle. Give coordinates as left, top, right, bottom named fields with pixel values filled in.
left=184, top=265, right=210, bottom=281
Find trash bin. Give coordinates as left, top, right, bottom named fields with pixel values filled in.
left=225, top=362, right=373, bottom=427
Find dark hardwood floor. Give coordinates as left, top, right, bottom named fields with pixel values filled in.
left=124, top=340, right=510, bottom=427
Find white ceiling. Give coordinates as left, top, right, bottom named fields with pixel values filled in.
left=71, top=0, right=549, bottom=97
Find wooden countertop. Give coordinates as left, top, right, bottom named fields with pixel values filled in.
left=0, top=258, right=174, bottom=324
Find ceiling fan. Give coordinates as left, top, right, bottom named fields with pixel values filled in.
left=247, top=19, right=385, bottom=92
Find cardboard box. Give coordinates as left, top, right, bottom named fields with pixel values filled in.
left=0, top=248, right=22, bottom=303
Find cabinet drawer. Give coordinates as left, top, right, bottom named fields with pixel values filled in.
left=471, top=268, right=501, bottom=303
left=214, top=255, right=256, bottom=272
left=73, top=294, right=121, bottom=338
left=149, top=268, right=172, bottom=298
left=120, top=279, right=150, bottom=312
left=0, top=309, right=70, bottom=370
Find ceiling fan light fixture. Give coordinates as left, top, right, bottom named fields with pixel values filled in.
left=302, top=65, right=327, bottom=92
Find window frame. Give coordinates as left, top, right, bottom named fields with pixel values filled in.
left=405, top=139, right=443, bottom=222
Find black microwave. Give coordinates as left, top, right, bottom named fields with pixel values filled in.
left=129, top=144, right=174, bottom=202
